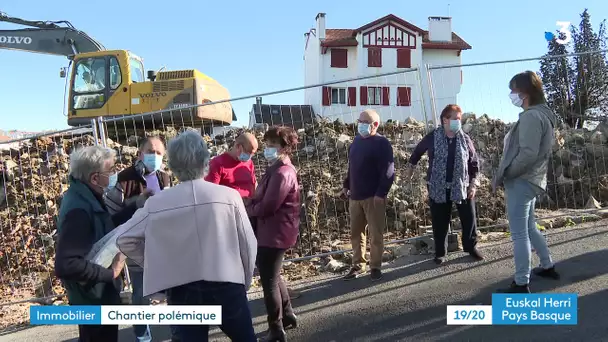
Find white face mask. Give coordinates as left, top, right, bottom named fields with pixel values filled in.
left=509, top=93, right=524, bottom=107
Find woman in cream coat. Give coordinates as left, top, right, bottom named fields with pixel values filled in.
left=116, top=129, right=258, bottom=342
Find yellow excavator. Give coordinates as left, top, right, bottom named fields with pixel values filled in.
left=0, top=12, right=236, bottom=135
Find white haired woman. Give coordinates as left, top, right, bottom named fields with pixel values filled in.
left=116, top=129, right=258, bottom=342
left=54, top=146, right=150, bottom=342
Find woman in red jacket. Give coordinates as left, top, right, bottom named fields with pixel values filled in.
left=247, top=126, right=300, bottom=342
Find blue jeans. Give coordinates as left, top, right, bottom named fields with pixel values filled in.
left=505, top=178, right=554, bottom=285
left=167, top=280, right=256, bottom=342
left=129, top=268, right=152, bottom=342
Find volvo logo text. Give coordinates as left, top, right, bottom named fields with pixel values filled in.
left=139, top=92, right=167, bottom=98
left=0, top=36, right=32, bottom=44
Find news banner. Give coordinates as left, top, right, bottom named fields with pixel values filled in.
left=30, top=305, right=222, bottom=325
left=447, top=294, right=577, bottom=325
left=29, top=294, right=576, bottom=326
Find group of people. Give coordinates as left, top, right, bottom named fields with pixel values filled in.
left=402, top=70, right=560, bottom=293
left=53, top=70, right=561, bottom=342
left=55, top=126, right=301, bottom=342
left=339, top=71, right=560, bottom=294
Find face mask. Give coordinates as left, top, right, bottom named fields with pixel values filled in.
left=143, top=153, right=163, bottom=172
left=238, top=153, right=251, bottom=162
left=358, top=123, right=371, bottom=137
left=264, top=147, right=278, bottom=161
left=107, top=173, right=118, bottom=188
left=509, top=93, right=524, bottom=107
left=95, top=172, right=117, bottom=192
left=449, top=120, right=462, bottom=132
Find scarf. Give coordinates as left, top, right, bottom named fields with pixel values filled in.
left=428, top=126, right=469, bottom=203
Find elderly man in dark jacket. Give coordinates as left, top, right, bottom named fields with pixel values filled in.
left=342, top=109, right=395, bottom=282
left=54, top=145, right=150, bottom=342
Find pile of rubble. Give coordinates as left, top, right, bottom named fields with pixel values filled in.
left=1, top=113, right=607, bottom=313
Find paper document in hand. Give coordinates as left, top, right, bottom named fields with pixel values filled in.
left=86, top=228, right=122, bottom=268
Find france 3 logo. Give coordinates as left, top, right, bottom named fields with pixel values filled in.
left=544, top=21, right=572, bottom=45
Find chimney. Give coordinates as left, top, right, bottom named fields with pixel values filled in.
left=316, top=13, right=326, bottom=40
left=428, top=16, right=452, bottom=42
left=256, top=96, right=262, bottom=106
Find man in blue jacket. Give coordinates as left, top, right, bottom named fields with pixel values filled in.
left=342, top=109, right=395, bottom=281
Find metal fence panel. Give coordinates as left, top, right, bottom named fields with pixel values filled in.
left=0, top=122, right=98, bottom=328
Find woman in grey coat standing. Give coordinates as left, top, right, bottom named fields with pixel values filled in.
left=493, top=71, right=561, bottom=293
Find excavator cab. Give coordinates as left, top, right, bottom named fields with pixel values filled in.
left=67, top=50, right=142, bottom=125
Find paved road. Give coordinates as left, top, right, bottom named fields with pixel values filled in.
left=1, top=221, right=607, bottom=342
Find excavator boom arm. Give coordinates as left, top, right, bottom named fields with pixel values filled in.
left=0, top=11, right=105, bottom=56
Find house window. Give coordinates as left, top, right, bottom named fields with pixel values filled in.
left=397, top=87, right=412, bottom=106
left=330, top=49, right=348, bottom=68
left=397, top=49, right=412, bottom=68
left=368, top=48, right=382, bottom=67
left=331, top=88, right=347, bottom=104
left=367, top=87, right=382, bottom=105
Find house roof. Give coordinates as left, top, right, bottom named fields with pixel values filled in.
left=420, top=30, right=472, bottom=50
left=356, top=14, right=425, bottom=34
left=322, top=29, right=359, bottom=47
left=251, top=104, right=315, bottom=130
left=320, top=14, right=471, bottom=51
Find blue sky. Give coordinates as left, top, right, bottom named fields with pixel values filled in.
left=0, top=0, right=606, bottom=131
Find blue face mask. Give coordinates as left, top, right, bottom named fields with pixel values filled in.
left=358, top=123, right=371, bottom=137
left=143, top=153, right=163, bottom=172
left=264, top=147, right=278, bottom=161
left=106, top=173, right=118, bottom=190
left=238, top=153, right=252, bottom=162
left=449, top=120, right=462, bottom=132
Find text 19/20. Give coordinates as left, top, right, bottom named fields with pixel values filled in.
left=446, top=305, right=492, bottom=325
left=454, top=310, right=486, bottom=320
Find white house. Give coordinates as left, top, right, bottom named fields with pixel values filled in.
left=303, top=13, right=471, bottom=124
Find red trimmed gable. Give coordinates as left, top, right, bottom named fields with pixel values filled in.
left=361, top=21, right=417, bottom=48
left=319, top=14, right=471, bottom=51
left=356, top=14, right=425, bottom=35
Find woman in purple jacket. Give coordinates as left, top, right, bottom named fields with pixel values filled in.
left=406, top=104, right=484, bottom=264
left=246, top=126, right=300, bottom=342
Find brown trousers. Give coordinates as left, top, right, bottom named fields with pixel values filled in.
left=349, top=198, right=386, bottom=270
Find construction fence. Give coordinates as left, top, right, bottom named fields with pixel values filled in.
left=1, top=50, right=608, bottom=320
